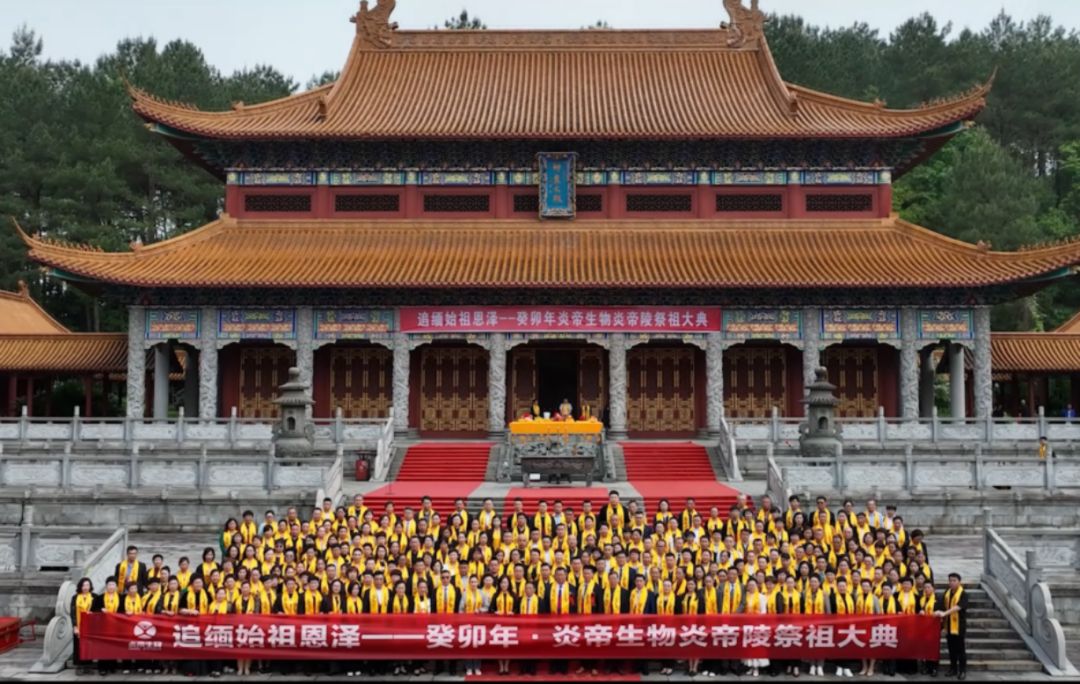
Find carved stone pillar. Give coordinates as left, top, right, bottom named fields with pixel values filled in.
left=802, top=307, right=822, bottom=396
left=126, top=306, right=146, bottom=419
left=153, top=344, right=170, bottom=421
left=295, top=307, right=315, bottom=405
left=919, top=347, right=936, bottom=418
left=392, top=333, right=410, bottom=434
left=608, top=333, right=628, bottom=439
left=488, top=333, right=507, bottom=437
left=900, top=308, right=919, bottom=421
left=949, top=342, right=967, bottom=420
left=706, top=332, right=725, bottom=434
left=198, top=307, right=218, bottom=420
left=974, top=306, right=993, bottom=419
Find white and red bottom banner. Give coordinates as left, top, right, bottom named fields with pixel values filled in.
left=81, top=613, right=941, bottom=661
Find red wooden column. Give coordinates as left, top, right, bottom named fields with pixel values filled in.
left=83, top=376, right=94, bottom=418
left=6, top=375, right=16, bottom=417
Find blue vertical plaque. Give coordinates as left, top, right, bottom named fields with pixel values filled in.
left=538, top=152, right=576, bottom=219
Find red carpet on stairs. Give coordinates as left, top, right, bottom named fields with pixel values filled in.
left=361, top=442, right=490, bottom=515
left=502, top=487, right=611, bottom=516
left=620, top=442, right=742, bottom=518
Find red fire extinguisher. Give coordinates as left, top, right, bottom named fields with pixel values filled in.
left=355, top=456, right=370, bottom=481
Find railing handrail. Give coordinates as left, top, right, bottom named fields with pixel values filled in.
left=717, top=414, right=742, bottom=482
left=32, top=527, right=128, bottom=674
left=372, top=411, right=395, bottom=482
left=983, top=524, right=1078, bottom=676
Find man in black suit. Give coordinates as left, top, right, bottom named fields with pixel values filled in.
left=938, top=573, right=969, bottom=680
left=599, top=490, right=630, bottom=531
left=114, top=545, right=148, bottom=594
left=433, top=570, right=461, bottom=676
left=545, top=567, right=577, bottom=674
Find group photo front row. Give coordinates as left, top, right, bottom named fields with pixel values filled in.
left=71, top=491, right=969, bottom=679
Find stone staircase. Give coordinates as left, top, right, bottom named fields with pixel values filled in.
left=960, top=585, right=1043, bottom=673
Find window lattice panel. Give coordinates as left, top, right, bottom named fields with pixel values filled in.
left=626, top=194, right=692, bottom=213
left=716, top=194, right=783, bottom=212
left=335, top=194, right=400, bottom=212
left=805, top=194, right=873, bottom=213
left=423, top=194, right=491, bottom=213
left=244, top=194, right=312, bottom=213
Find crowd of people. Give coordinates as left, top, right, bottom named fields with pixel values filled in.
left=70, top=491, right=969, bottom=679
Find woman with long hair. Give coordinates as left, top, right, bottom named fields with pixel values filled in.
left=70, top=577, right=94, bottom=675
left=490, top=576, right=518, bottom=675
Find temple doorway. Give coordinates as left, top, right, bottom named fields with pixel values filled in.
left=218, top=342, right=296, bottom=418
left=537, top=350, right=578, bottom=416
left=410, top=343, right=489, bottom=436
left=822, top=342, right=899, bottom=417
left=627, top=342, right=704, bottom=436
left=508, top=342, right=607, bottom=422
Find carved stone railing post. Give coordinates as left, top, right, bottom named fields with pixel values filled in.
left=705, top=333, right=724, bottom=436
left=900, top=308, right=919, bottom=421
left=607, top=334, right=627, bottom=439
left=487, top=333, right=507, bottom=438
left=391, top=333, right=410, bottom=435
left=126, top=306, right=146, bottom=419
left=198, top=307, right=219, bottom=421
left=974, top=306, right=993, bottom=419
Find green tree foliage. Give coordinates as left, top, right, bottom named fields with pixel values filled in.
left=4, top=9, right=1080, bottom=332
left=443, top=10, right=485, bottom=30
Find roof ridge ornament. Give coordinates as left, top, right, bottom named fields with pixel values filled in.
left=722, top=0, right=766, bottom=48
left=351, top=0, right=399, bottom=49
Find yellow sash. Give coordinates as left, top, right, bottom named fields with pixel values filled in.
left=75, top=593, right=94, bottom=628
left=946, top=587, right=964, bottom=635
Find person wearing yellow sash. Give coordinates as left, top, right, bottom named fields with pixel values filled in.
left=831, top=577, right=857, bottom=678
left=856, top=578, right=881, bottom=676
left=917, top=581, right=939, bottom=676
left=777, top=576, right=803, bottom=677
left=274, top=577, right=301, bottom=615
left=175, top=557, right=192, bottom=591
left=490, top=576, right=517, bottom=675
left=459, top=575, right=489, bottom=676
left=629, top=575, right=656, bottom=674
left=680, top=578, right=704, bottom=676
left=432, top=570, right=461, bottom=677
left=90, top=578, right=120, bottom=675
left=803, top=576, right=830, bottom=676
left=70, top=578, right=95, bottom=675
left=937, top=573, right=968, bottom=680
left=741, top=578, right=770, bottom=677
left=654, top=578, right=678, bottom=675
left=141, top=577, right=162, bottom=615
left=114, top=545, right=146, bottom=594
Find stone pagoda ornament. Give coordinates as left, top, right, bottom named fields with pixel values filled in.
left=272, top=367, right=316, bottom=458
left=799, top=366, right=843, bottom=459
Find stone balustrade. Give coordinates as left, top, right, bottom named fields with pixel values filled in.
left=733, top=406, right=1080, bottom=446
left=0, top=409, right=388, bottom=449
left=767, top=447, right=1080, bottom=499
left=983, top=518, right=1078, bottom=676
left=0, top=449, right=337, bottom=493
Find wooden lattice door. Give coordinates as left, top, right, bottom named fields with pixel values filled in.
left=824, top=346, right=879, bottom=417
left=578, top=347, right=607, bottom=422
left=238, top=346, right=295, bottom=418
left=509, top=348, right=537, bottom=419
left=329, top=347, right=392, bottom=418
left=723, top=346, right=787, bottom=418
left=627, top=346, right=696, bottom=433
left=419, top=346, right=489, bottom=433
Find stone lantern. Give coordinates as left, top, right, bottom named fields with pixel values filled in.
left=272, top=367, right=315, bottom=458
left=799, top=366, right=842, bottom=459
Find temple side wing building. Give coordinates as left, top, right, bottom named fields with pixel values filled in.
left=19, top=0, right=1080, bottom=437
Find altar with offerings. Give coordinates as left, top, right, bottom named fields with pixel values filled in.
left=508, top=418, right=604, bottom=486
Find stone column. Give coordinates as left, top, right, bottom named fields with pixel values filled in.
left=487, top=333, right=507, bottom=437
left=919, top=347, right=936, bottom=418
left=608, top=333, right=628, bottom=439
left=900, top=308, right=919, bottom=421
left=153, top=344, right=170, bottom=421
left=949, top=342, right=967, bottom=420
left=198, top=307, right=218, bottom=420
left=706, top=332, right=725, bottom=435
left=802, top=307, right=822, bottom=396
left=392, top=333, right=411, bottom=434
left=973, top=306, right=993, bottom=419
left=295, top=307, right=315, bottom=399
left=125, top=306, right=146, bottom=419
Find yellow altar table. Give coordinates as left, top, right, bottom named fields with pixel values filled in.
left=509, top=420, right=603, bottom=435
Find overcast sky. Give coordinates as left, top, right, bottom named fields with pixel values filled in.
left=4, top=0, right=1078, bottom=85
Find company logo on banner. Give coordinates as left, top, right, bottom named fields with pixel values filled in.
left=399, top=307, right=721, bottom=333
left=918, top=309, right=974, bottom=340
left=218, top=309, right=297, bottom=340
left=145, top=309, right=200, bottom=340
left=80, top=613, right=941, bottom=662
left=821, top=309, right=900, bottom=341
